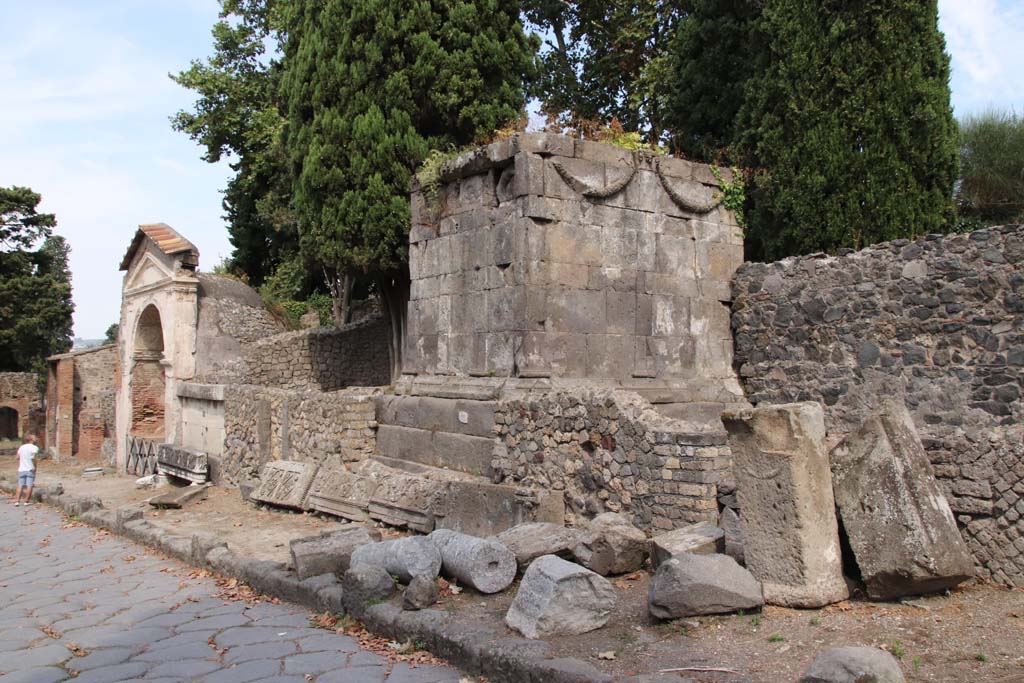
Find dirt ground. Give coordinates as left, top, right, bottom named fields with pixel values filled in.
left=6, top=454, right=1024, bottom=682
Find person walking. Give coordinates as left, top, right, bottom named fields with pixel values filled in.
left=14, top=434, right=39, bottom=507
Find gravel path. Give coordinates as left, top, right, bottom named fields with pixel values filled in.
left=0, top=501, right=464, bottom=683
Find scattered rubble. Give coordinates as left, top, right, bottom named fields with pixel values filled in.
left=572, top=512, right=647, bottom=576
left=505, top=555, right=617, bottom=639
left=648, top=553, right=763, bottom=619
left=495, top=522, right=581, bottom=571
left=402, top=574, right=439, bottom=610
left=648, top=521, right=725, bottom=569
left=799, top=646, right=906, bottom=683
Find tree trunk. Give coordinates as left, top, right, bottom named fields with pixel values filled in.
left=377, top=267, right=410, bottom=383
left=326, top=269, right=354, bottom=327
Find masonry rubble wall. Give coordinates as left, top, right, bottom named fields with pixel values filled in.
left=731, top=224, right=1024, bottom=585
left=236, top=316, right=392, bottom=392
left=491, top=389, right=728, bottom=530
left=46, top=344, right=118, bottom=458
left=219, top=385, right=379, bottom=489
left=0, top=372, right=41, bottom=445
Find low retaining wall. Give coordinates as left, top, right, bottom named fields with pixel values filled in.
left=731, top=224, right=1024, bottom=585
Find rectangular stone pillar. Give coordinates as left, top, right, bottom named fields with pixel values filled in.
left=723, top=402, right=848, bottom=607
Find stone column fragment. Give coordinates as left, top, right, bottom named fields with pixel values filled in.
left=428, top=529, right=516, bottom=593
left=830, top=401, right=974, bottom=599
left=723, top=402, right=848, bottom=607
left=349, top=535, right=442, bottom=583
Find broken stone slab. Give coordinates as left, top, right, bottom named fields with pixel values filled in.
left=306, top=468, right=378, bottom=522
left=572, top=512, right=647, bottom=576
left=505, top=555, right=617, bottom=639
left=402, top=574, right=439, bottom=611
left=648, top=521, right=725, bottom=569
left=367, top=470, right=447, bottom=533
left=157, top=444, right=209, bottom=484
left=648, top=553, right=763, bottom=619
left=495, top=522, right=582, bottom=571
left=800, top=646, right=906, bottom=683
left=428, top=529, right=517, bottom=594
left=723, top=402, right=849, bottom=608
left=289, top=525, right=383, bottom=581
left=349, top=535, right=443, bottom=583
left=148, top=483, right=209, bottom=509
left=251, top=460, right=319, bottom=510
left=435, top=478, right=566, bottom=538
left=830, top=401, right=975, bottom=600
left=720, top=507, right=745, bottom=566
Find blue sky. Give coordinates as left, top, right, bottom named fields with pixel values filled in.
left=1, top=0, right=1022, bottom=338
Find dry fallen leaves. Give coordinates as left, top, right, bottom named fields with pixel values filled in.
left=121, top=555, right=136, bottom=563
left=597, top=651, right=617, bottom=660
left=208, top=635, right=226, bottom=657
left=65, top=643, right=88, bottom=657
left=213, top=577, right=280, bottom=605
left=41, top=626, right=61, bottom=639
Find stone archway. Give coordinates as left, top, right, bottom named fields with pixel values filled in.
left=0, top=406, right=19, bottom=440
left=129, top=304, right=167, bottom=439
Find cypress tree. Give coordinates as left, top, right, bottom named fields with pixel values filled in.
left=739, top=0, right=958, bottom=261
left=664, top=0, right=762, bottom=162
left=281, top=0, right=535, bottom=374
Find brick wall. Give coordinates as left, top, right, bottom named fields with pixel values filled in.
left=731, top=224, right=1024, bottom=585
left=130, top=360, right=165, bottom=438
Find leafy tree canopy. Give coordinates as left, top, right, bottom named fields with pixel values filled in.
left=957, top=108, right=1024, bottom=225
left=1, top=186, right=56, bottom=252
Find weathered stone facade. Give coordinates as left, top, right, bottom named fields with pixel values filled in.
left=405, top=133, right=743, bottom=409
left=491, top=390, right=727, bottom=530
left=219, top=385, right=378, bottom=488
left=45, top=344, right=117, bottom=459
left=732, top=224, right=1024, bottom=584
left=235, top=317, right=391, bottom=391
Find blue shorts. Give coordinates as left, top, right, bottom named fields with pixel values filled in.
left=17, top=471, right=35, bottom=488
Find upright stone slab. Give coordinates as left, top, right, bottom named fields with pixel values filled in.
left=251, top=460, right=319, bottom=510
left=830, top=402, right=974, bottom=599
left=306, top=467, right=379, bottom=522
left=723, top=402, right=848, bottom=607
left=157, top=444, right=208, bottom=483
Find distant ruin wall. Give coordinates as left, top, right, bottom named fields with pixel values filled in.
left=220, top=385, right=379, bottom=487
left=731, top=224, right=1024, bottom=585
left=238, top=317, right=391, bottom=392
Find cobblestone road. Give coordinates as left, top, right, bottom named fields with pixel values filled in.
left=0, top=501, right=464, bottom=683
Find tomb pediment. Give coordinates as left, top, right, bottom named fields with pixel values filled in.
left=126, top=253, right=173, bottom=291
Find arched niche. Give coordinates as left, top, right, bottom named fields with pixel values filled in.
left=129, top=304, right=167, bottom=439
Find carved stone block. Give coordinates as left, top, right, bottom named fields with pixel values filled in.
left=251, top=460, right=319, bottom=510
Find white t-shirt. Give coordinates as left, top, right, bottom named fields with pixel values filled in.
left=17, top=444, right=38, bottom=472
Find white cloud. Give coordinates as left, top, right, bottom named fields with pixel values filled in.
left=939, top=0, right=1024, bottom=115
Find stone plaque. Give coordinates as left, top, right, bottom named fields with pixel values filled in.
left=251, top=460, right=319, bottom=510
left=306, top=468, right=378, bottom=522
left=157, top=444, right=208, bottom=484
left=367, top=470, right=447, bottom=533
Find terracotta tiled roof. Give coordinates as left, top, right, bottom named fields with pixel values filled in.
left=119, top=223, right=199, bottom=271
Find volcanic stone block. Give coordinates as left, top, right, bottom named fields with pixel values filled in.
left=648, top=521, right=726, bottom=569
left=648, top=554, right=763, bottom=619
left=830, top=402, right=975, bottom=599
left=367, top=470, right=447, bottom=533
left=156, top=444, right=208, bottom=483
left=800, top=647, right=906, bottom=683
left=436, top=478, right=565, bottom=537
left=572, top=512, right=648, bottom=576
left=720, top=507, right=745, bottom=565
left=403, top=574, right=439, bottom=610
left=428, top=529, right=517, bottom=593
left=723, top=402, right=849, bottom=607
left=305, top=468, right=378, bottom=522
left=350, top=536, right=443, bottom=583
left=495, top=522, right=582, bottom=570
left=289, top=525, right=382, bottom=580
left=251, top=460, right=319, bottom=510
left=505, top=555, right=616, bottom=638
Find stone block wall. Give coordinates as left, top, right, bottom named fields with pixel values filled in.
left=490, top=390, right=729, bottom=530
left=220, top=385, right=379, bottom=487
left=404, top=133, right=743, bottom=406
left=731, top=224, right=1024, bottom=584
left=238, top=317, right=391, bottom=392
left=0, top=372, right=40, bottom=444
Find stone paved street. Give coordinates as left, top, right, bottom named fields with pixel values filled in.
left=0, top=502, right=464, bottom=683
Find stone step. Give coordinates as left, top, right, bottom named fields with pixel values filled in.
left=148, top=483, right=209, bottom=509
left=375, top=423, right=496, bottom=478
left=305, top=458, right=564, bottom=537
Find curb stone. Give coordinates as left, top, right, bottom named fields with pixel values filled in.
left=0, top=478, right=644, bottom=683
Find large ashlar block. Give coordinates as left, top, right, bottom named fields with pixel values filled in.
left=722, top=402, right=849, bottom=607
left=251, top=460, right=319, bottom=510
left=830, top=401, right=974, bottom=599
